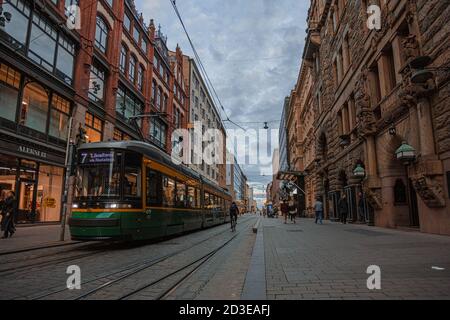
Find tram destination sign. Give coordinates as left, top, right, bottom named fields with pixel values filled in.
left=80, top=151, right=114, bottom=164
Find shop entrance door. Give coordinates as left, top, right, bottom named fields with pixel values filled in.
left=16, top=179, right=38, bottom=223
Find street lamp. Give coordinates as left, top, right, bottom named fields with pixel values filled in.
left=395, top=141, right=416, bottom=165
left=353, top=163, right=366, bottom=178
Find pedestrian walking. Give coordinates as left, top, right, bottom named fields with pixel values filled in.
left=0, top=189, right=6, bottom=226
left=229, top=201, right=239, bottom=232
left=1, top=191, right=17, bottom=239
left=314, top=197, right=324, bottom=224
left=280, top=201, right=289, bottom=224
left=358, top=192, right=366, bottom=222
left=288, top=200, right=296, bottom=224
left=338, top=194, right=349, bottom=224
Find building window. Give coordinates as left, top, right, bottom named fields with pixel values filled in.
left=150, top=118, right=167, bottom=149
left=123, top=13, right=131, bottom=31
left=95, top=16, right=109, bottom=54
left=55, top=34, right=75, bottom=84
left=174, top=108, right=180, bottom=128
left=151, top=80, right=157, bottom=104
left=0, top=63, right=21, bottom=122
left=141, top=39, right=147, bottom=53
left=88, top=62, right=105, bottom=102
left=115, top=85, right=143, bottom=123
left=0, top=0, right=31, bottom=51
left=119, top=45, right=128, bottom=74
left=163, top=94, right=168, bottom=112
left=133, top=27, right=140, bottom=44
left=20, top=82, right=49, bottom=133
left=85, top=112, right=103, bottom=143
left=137, top=65, right=144, bottom=92
left=156, top=87, right=162, bottom=110
left=28, top=13, right=58, bottom=72
left=113, top=128, right=131, bottom=141
left=49, top=94, right=70, bottom=140
left=129, top=55, right=136, bottom=83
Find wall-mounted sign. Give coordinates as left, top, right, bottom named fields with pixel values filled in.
left=43, top=197, right=57, bottom=208
left=18, top=146, right=47, bottom=159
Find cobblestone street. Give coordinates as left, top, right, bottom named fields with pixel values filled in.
left=260, top=217, right=450, bottom=300
left=0, top=215, right=449, bottom=300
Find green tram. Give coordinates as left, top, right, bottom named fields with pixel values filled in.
left=69, top=141, right=232, bottom=241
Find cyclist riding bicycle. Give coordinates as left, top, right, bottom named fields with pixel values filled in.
left=230, top=202, right=239, bottom=231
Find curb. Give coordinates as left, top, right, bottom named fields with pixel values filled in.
left=252, top=218, right=261, bottom=233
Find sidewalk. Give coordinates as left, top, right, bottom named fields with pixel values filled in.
left=246, top=216, right=450, bottom=300
left=0, top=224, right=73, bottom=254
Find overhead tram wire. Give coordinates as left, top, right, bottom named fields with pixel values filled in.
left=168, top=0, right=246, bottom=131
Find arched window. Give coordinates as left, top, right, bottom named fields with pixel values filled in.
left=20, top=82, right=49, bottom=133
left=129, top=55, right=136, bottom=83
left=119, top=45, right=128, bottom=74
left=95, top=16, right=109, bottom=54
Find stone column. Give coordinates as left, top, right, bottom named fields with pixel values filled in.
left=416, top=98, right=436, bottom=157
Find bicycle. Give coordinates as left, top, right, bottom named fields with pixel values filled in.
left=231, top=216, right=237, bottom=232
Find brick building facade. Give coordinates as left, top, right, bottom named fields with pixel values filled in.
left=288, top=0, right=450, bottom=235
left=0, top=0, right=205, bottom=224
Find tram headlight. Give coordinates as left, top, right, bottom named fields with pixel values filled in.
left=106, top=203, right=118, bottom=209
left=72, top=203, right=79, bottom=209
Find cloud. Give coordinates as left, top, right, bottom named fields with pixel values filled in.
left=135, top=0, right=308, bottom=189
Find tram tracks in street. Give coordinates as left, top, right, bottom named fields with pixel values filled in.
left=30, top=216, right=255, bottom=300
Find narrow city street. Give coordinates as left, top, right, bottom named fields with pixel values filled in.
left=1, top=215, right=449, bottom=300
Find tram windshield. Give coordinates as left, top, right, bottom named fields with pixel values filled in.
left=75, top=150, right=142, bottom=205
left=76, top=151, right=121, bottom=199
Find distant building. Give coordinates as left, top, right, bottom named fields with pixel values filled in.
left=182, top=56, right=226, bottom=187
left=279, top=97, right=290, bottom=172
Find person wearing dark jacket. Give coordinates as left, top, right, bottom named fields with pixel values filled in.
left=338, top=194, right=349, bottom=224
left=1, top=191, right=17, bottom=239
left=229, top=202, right=239, bottom=230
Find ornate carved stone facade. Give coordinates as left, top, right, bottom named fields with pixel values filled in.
left=287, top=0, right=450, bottom=235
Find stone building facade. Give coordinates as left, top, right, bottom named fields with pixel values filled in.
left=183, top=55, right=227, bottom=187
left=289, top=0, right=450, bottom=235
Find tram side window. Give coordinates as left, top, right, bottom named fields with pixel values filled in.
left=123, top=152, right=142, bottom=199
left=204, top=192, right=211, bottom=209
left=146, top=169, right=162, bottom=206
left=213, top=195, right=218, bottom=209
left=162, top=176, right=175, bottom=207
left=196, top=188, right=201, bottom=209
left=175, top=181, right=187, bottom=208
left=187, top=186, right=196, bottom=208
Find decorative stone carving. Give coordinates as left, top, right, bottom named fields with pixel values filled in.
left=399, top=78, right=417, bottom=109
left=401, top=34, right=420, bottom=63
left=411, top=175, right=446, bottom=208
left=362, top=185, right=382, bottom=210
left=355, top=70, right=377, bottom=137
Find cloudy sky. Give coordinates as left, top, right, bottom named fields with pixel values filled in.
left=135, top=0, right=309, bottom=205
